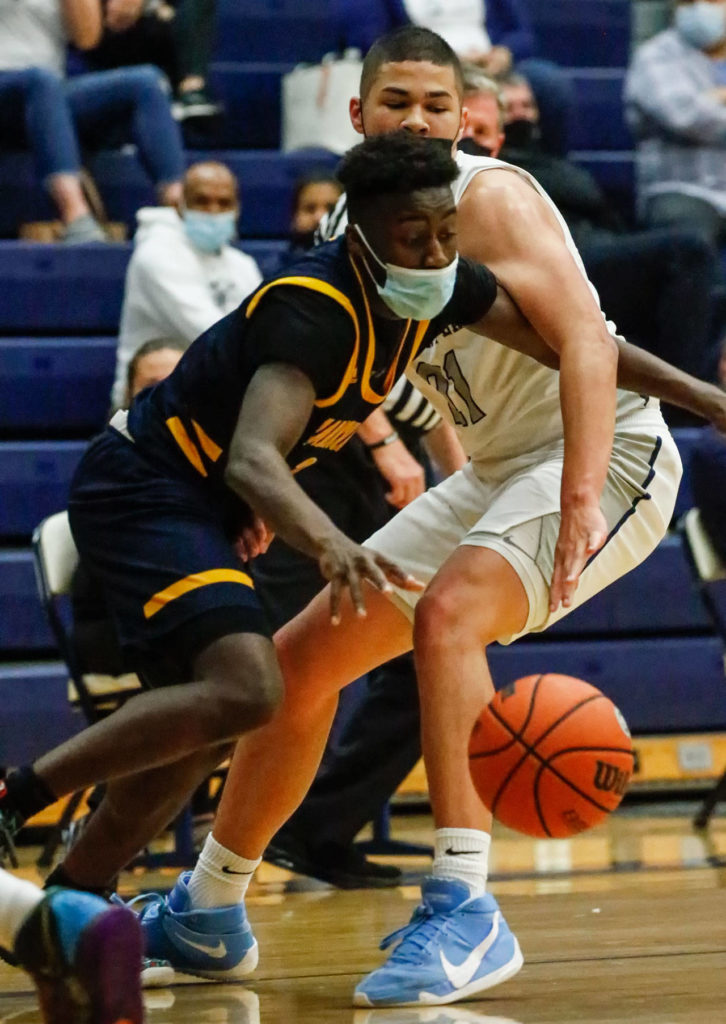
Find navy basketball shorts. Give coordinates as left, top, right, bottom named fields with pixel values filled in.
left=69, top=429, right=271, bottom=687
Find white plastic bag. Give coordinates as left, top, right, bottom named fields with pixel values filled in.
left=282, top=51, right=363, bottom=155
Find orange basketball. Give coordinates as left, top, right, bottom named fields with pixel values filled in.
left=468, top=674, right=634, bottom=838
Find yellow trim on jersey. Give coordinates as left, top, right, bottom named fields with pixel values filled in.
left=408, top=320, right=433, bottom=367
left=192, top=420, right=223, bottom=462
left=291, top=457, right=318, bottom=475
left=245, top=276, right=360, bottom=407
left=349, top=259, right=432, bottom=404
left=166, top=417, right=207, bottom=477
left=143, top=568, right=254, bottom=619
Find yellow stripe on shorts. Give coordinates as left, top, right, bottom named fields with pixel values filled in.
left=143, top=569, right=254, bottom=619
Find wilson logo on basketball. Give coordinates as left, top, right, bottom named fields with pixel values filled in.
left=593, top=760, right=630, bottom=796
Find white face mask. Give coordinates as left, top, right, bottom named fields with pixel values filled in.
left=354, top=224, right=459, bottom=320
left=675, top=1, right=726, bottom=50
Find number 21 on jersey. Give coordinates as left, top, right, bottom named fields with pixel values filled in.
left=416, top=350, right=486, bottom=427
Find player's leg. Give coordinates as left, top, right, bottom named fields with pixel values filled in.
left=0, top=869, right=143, bottom=1024
left=130, top=584, right=412, bottom=980
left=203, top=472, right=475, bottom=862
left=356, top=426, right=681, bottom=1007
left=55, top=743, right=233, bottom=892
left=213, top=583, right=414, bottom=857
left=35, top=632, right=280, bottom=797
left=0, top=632, right=282, bottom=843
left=134, top=479, right=474, bottom=978
left=354, top=544, right=528, bottom=1008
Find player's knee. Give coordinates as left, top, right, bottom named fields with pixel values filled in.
left=413, top=582, right=500, bottom=651
left=207, top=672, right=282, bottom=736
left=194, top=633, right=283, bottom=737
left=414, top=585, right=465, bottom=644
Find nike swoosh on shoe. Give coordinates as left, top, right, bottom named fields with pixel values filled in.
left=438, top=911, right=500, bottom=989
left=174, top=935, right=229, bottom=959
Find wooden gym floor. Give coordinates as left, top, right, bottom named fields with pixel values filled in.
left=0, top=805, right=725, bottom=1024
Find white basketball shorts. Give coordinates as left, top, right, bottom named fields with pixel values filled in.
left=364, top=420, right=682, bottom=645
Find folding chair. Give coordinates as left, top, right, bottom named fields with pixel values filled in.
left=680, top=508, right=726, bottom=828
left=31, top=511, right=194, bottom=868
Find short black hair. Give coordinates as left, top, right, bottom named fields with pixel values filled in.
left=337, top=133, right=457, bottom=224
left=360, top=26, right=464, bottom=101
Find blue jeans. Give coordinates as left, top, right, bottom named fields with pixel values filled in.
left=0, top=65, right=184, bottom=187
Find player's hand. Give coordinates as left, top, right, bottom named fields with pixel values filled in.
left=371, top=439, right=426, bottom=509
left=234, top=516, right=274, bottom=562
left=697, top=383, right=726, bottom=435
left=549, top=503, right=607, bottom=613
left=318, top=536, right=424, bottom=625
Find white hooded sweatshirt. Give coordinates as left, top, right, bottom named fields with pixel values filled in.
left=113, top=207, right=262, bottom=408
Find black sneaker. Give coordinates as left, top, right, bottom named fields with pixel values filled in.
left=264, top=832, right=401, bottom=890
left=172, top=89, right=222, bottom=120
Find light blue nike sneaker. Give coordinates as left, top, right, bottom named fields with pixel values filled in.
left=134, top=871, right=258, bottom=981
left=354, top=877, right=523, bottom=1007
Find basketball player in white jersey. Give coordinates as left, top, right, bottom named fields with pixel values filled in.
left=85, top=26, right=726, bottom=1007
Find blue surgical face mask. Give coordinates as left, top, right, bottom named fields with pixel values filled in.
left=182, top=208, right=237, bottom=253
left=354, top=224, right=459, bottom=320
left=675, top=2, right=726, bottom=50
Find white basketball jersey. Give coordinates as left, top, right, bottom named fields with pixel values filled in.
left=322, top=150, right=661, bottom=478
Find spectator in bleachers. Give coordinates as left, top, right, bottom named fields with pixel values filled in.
left=112, top=160, right=261, bottom=408
left=460, top=69, right=717, bottom=388
left=337, top=0, right=574, bottom=153
left=83, top=0, right=221, bottom=121
left=288, top=170, right=343, bottom=257
left=626, top=0, right=726, bottom=249
left=0, top=0, right=185, bottom=242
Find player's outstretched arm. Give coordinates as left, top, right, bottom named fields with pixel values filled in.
left=475, top=286, right=726, bottom=432
left=614, top=340, right=726, bottom=430
left=225, top=363, right=422, bottom=621
left=458, top=170, right=617, bottom=611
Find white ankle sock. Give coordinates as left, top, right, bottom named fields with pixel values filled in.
left=0, top=872, right=44, bottom=951
left=187, top=834, right=261, bottom=909
left=432, top=828, right=491, bottom=897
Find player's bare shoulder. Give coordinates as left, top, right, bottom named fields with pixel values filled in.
left=458, top=166, right=563, bottom=263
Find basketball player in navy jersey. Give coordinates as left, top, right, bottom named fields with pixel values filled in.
left=0, top=133, right=533, bottom=952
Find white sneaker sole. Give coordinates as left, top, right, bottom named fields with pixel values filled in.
left=141, top=961, right=175, bottom=988
left=354, top=938, right=524, bottom=1008
left=171, top=939, right=259, bottom=983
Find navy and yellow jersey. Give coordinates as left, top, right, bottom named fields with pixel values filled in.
left=126, top=237, right=497, bottom=519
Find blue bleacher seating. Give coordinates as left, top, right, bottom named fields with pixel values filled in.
left=0, top=663, right=82, bottom=764
left=568, top=69, right=631, bottom=151
left=208, top=63, right=291, bottom=150
left=0, top=442, right=85, bottom=540
left=0, top=241, right=286, bottom=333
left=489, top=635, right=726, bottom=733
left=0, top=338, right=115, bottom=433
left=0, top=551, right=53, bottom=651
left=525, top=0, right=631, bottom=68
left=214, top=0, right=338, bottom=63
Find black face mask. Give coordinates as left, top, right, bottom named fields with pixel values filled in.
left=289, top=227, right=317, bottom=251
left=503, top=118, right=540, bottom=150
left=457, top=137, right=493, bottom=158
